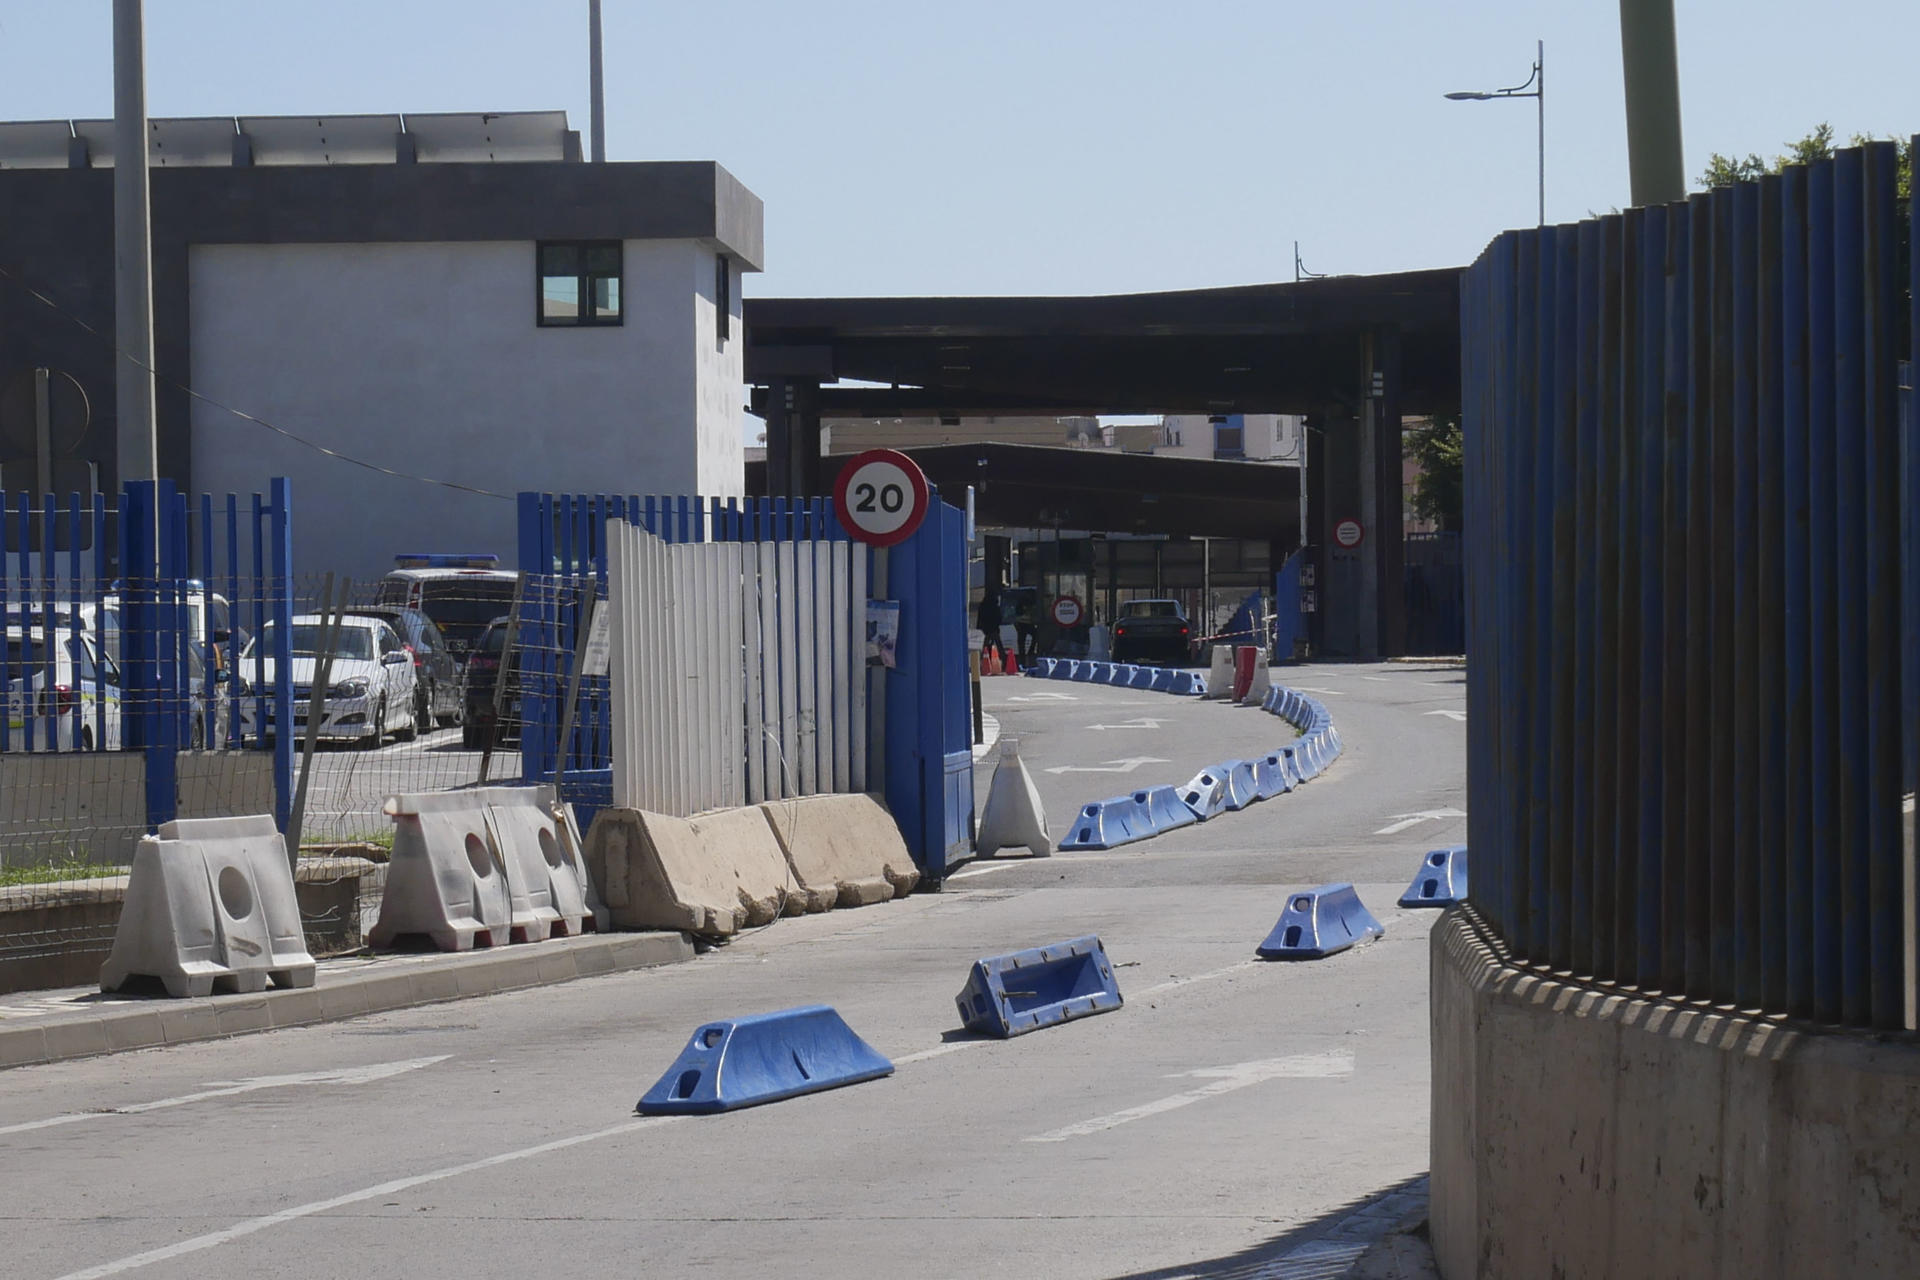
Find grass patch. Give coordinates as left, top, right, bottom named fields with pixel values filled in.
left=0, top=859, right=126, bottom=888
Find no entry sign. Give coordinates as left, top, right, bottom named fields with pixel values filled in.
left=1333, top=518, right=1365, bottom=549
left=1051, top=595, right=1084, bottom=628
left=834, top=449, right=931, bottom=547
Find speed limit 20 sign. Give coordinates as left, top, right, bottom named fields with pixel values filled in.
left=833, top=449, right=931, bottom=547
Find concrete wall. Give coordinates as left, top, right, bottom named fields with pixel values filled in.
left=191, top=239, right=742, bottom=579
left=0, top=751, right=275, bottom=868
left=1431, top=908, right=1920, bottom=1278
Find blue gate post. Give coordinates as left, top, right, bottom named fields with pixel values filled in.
left=119, top=479, right=180, bottom=832
left=1272, top=553, right=1303, bottom=661
left=884, top=495, right=973, bottom=882
left=268, top=478, right=294, bottom=832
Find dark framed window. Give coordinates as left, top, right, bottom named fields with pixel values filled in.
left=715, top=253, right=732, bottom=343
left=1213, top=421, right=1245, bottom=459
left=537, top=240, right=622, bottom=326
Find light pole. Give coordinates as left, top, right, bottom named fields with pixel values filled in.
left=1445, top=39, right=1545, bottom=226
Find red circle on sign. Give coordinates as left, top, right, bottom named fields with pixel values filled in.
left=1334, top=518, right=1365, bottom=549
left=833, top=449, right=931, bottom=548
left=1051, top=595, right=1084, bottom=628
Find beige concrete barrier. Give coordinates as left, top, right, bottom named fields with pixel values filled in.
left=585, top=804, right=810, bottom=937
left=1430, top=906, right=1920, bottom=1279
left=100, top=814, right=315, bottom=997
left=757, top=793, right=920, bottom=907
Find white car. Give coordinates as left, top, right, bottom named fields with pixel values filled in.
left=238, top=614, right=418, bottom=748
left=2, top=626, right=122, bottom=751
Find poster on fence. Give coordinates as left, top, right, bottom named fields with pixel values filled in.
left=867, top=600, right=900, bottom=668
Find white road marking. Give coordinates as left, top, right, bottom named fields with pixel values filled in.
left=1374, top=807, right=1467, bottom=836
left=893, top=1041, right=989, bottom=1066
left=1132, top=959, right=1260, bottom=999
left=1289, top=686, right=1346, bottom=695
left=1361, top=676, right=1392, bottom=682
left=946, top=861, right=1026, bottom=880
left=1423, top=709, right=1467, bottom=722
left=1023, top=1052, right=1355, bottom=1143
left=1085, top=717, right=1166, bottom=731
left=0, top=1056, right=450, bottom=1138
left=48, top=1113, right=686, bottom=1280
left=1005, top=692, right=1078, bottom=703
left=1042, top=756, right=1169, bottom=775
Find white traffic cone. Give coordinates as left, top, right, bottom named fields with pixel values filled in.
left=976, top=737, right=1051, bottom=858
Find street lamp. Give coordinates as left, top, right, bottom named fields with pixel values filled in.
left=1445, top=39, right=1545, bottom=226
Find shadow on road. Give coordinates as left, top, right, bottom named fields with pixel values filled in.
left=1100, top=1173, right=1430, bottom=1280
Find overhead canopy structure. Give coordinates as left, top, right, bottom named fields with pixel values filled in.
left=748, top=442, right=1300, bottom=542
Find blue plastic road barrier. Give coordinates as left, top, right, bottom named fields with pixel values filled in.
left=1254, top=752, right=1294, bottom=799
left=1168, top=671, right=1208, bottom=696
left=1218, top=758, right=1261, bottom=811
left=1279, top=744, right=1311, bottom=785
left=1126, top=665, right=1160, bottom=689
left=955, top=935, right=1124, bottom=1038
left=1140, top=783, right=1200, bottom=834
left=1179, top=766, right=1228, bottom=821
left=1256, top=883, right=1386, bottom=960
left=1057, top=792, right=1156, bottom=851
left=1398, top=845, right=1469, bottom=907
left=1109, top=663, right=1139, bottom=686
left=635, top=1005, right=894, bottom=1114
left=1148, top=667, right=1180, bottom=692
left=1262, top=686, right=1283, bottom=713
left=1028, top=658, right=1054, bottom=677
left=1047, top=660, right=1074, bottom=680
left=1070, top=661, right=1099, bottom=682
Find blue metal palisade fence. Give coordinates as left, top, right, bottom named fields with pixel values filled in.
left=1461, top=138, right=1916, bottom=1031
left=517, top=491, right=975, bottom=881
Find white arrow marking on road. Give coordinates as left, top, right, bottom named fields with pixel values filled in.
left=1042, top=757, right=1170, bottom=775
left=1085, top=717, right=1166, bottom=732
left=1423, top=709, right=1467, bottom=722
left=1289, top=686, right=1346, bottom=695
left=1006, top=692, right=1079, bottom=703
left=1024, top=1052, right=1355, bottom=1142
left=0, top=1056, right=450, bottom=1137
left=1374, top=807, right=1468, bottom=836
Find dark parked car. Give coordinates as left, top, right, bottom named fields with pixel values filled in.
left=1111, top=598, right=1193, bottom=665
left=460, top=615, right=521, bottom=750
left=347, top=606, right=463, bottom=732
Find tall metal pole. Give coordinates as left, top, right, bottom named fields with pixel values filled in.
left=589, top=0, right=606, bottom=163
left=1535, top=39, right=1545, bottom=226
left=113, top=0, right=157, bottom=485
left=1619, top=0, right=1686, bottom=206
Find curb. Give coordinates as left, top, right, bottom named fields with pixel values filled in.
left=0, top=930, right=693, bottom=1071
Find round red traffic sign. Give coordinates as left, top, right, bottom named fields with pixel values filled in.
left=1051, top=595, right=1084, bottom=628
left=1333, top=518, right=1365, bottom=549
left=833, top=449, right=931, bottom=547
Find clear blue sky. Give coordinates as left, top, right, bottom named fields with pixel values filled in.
left=1, top=2, right=1915, bottom=301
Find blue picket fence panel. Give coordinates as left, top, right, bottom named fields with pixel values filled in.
left=1460, top=137, right=1915, bottom=1030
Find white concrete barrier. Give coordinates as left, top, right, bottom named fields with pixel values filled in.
left=100, top=814, right=315, bottom=997
left=757, top=793, right=920, bottom=907
left=372, top=785, right=585, bottom=951
left=1204, top=645, right=1235, bottom=699
left=1241, top=660, right=1272, bottom=707
left=976, top=738, right=1050, bottom=858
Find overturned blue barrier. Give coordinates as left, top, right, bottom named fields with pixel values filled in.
left=1218, top=758, right=1261, bottom=811
left=1180, top=765, right=1229, bottom=821
left=1058, top=792, right=1156, bottom=851
left=1256, top=884, right=1385, bottom=960
left=1398, top=845, right=1468, bottom=907
left=956, top=935, right=1123, bottom=1037
left=1028, top=657, right=1055, bottom=677
left=635, top=1005, right=894, bottom=1114
left=1254, top=752, right=1294, bottom=799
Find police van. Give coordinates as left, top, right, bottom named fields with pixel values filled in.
left=373, top=554, right=518, bottom=664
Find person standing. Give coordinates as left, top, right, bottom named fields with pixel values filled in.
left=975, top=586, right=1004, bottom=666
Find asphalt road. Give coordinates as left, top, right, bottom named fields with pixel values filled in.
left=0, top=662, right=1463, bottom=1280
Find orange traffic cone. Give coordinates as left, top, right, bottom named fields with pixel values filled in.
left=1003, top=649, right=1020, bottom=676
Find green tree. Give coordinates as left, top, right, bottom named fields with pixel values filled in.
left=1698, top=122, right=1910, bottom=199
left=1405, top=414, right=1463, bottom=533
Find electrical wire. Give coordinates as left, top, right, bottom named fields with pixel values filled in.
left=0, top=261, right=514, bottom=501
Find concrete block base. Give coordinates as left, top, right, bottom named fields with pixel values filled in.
left=1430, top=907, right=1920, bottom=1279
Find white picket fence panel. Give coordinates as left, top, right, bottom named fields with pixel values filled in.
left=605, top=518, right=865, bottom=816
